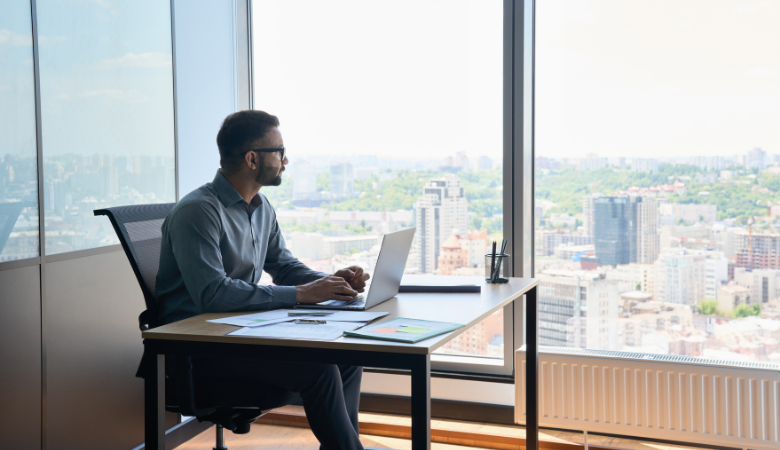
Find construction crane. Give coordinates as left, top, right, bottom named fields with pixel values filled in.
left=748, top=219, right=753, bottom=272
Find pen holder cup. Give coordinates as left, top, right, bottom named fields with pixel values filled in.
left=485, top=253, right=509, bottom=283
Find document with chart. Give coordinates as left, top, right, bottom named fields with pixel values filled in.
left=344, top=318, right=463, bottom=343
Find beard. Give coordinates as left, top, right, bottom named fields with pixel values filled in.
left=256, top=164, right=283, bottom=186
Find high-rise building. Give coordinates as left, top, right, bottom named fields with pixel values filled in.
left=631, top=158, right=659, bottom=173
left=748, top=269, right=780, bottom=305
left=716, top=283, right=751, bottom=313
left=659, top=203, right=717, bottom=226
left=414, top=174, right=468, bottom=274
left=329, top=163, right=354, bottom=199
left=537, top=270, right=620, bottom=350
left=691, top=156, right=724, bottom=171
left=101, top=166, right=118, bottom=198
left=594, top=197, right=635, bottom=266
left=604, top=263, right=655, bottom=294
left=461, top=229, right=488, bottom=268
left=441, top=151, right=470, bottom=172
left=582, top=194, right=600, bottom=242
left=578, top=154, right=607, bottom=171
left=436, top=234, right=468, bottom=275
left=634, top=198, right=659, bottom=264
left=734, top=230, right=780, bottom=270
left=654, top=248, right=706, bottom=306
left=594, top=196, right=658, bottom=267
left=537, top=230, right=592, bottom=257
left=477, top=156, right=493, bottom=171
left=291, top=161, right=320, bottom=206
left=705, top=253, right=729, bottom=299
left=745, top=147, right=766, bottom=170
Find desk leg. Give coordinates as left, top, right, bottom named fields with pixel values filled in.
left=410, top=354, right=431, bottom=450
left=144, top=352, right=165, bottom=450
left=526, top=286, right=539, bottom=450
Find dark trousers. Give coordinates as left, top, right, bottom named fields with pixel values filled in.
left=195, top=359, right=364, bottom=450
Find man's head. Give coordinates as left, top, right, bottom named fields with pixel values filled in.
left=216, top=110, right=288, bottom=186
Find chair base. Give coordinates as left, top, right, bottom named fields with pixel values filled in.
left=214, top=424, right=227, bottom=450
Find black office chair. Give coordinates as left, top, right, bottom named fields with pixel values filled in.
left=95, top=204, right=296, bottom=450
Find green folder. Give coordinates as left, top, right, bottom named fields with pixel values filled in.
left=344, top=318, right=464, bottom=343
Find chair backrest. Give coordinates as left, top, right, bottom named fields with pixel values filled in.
left=94, top=203, right=176, bottom=329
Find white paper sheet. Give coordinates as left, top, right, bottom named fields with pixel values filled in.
left=208, top=309, right=388, bottom=328
left=227, top=321, right=362, bottom=341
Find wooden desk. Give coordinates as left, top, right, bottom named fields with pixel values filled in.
left=142, top=277, right=539, bottom=450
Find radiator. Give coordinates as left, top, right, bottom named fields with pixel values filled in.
left=516, top=347, right=780, bottom=450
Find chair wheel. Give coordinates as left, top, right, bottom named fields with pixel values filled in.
left=233, top=422, right=252, bottom=434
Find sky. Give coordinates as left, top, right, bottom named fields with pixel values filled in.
left=4, top=1, right=777, bottom=163
left=536, top=0, right=780, bottom=159
left=253, top=0, right=504, bottom=161
left=0, top=0, right=176, bottom=159
left=254, top=0, right=779, bottom=162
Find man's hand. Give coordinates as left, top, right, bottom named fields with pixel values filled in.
left=295, top=276, right=358, bottom=304
left=333, top=266, right=370, bottom=293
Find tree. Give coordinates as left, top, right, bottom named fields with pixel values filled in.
left=698, top=300, right=718, bottom=316
left=733, top=303, right=760, bottom=318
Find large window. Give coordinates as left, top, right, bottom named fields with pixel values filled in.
left=0, top=0, right=39, bottom=262
left=253, top=0, right=508, bottom=367
left=37, top=0, right=176, bottom=255
left=536, top=1, right=780, bottom=362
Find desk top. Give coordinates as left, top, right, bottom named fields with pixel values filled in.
left=142, top=276, right=538, bottom=355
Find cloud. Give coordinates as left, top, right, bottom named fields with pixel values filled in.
left=0, top=30, right=67, bottom=47
left=98, top=52, right=171, bottom=69
left=37, top=36, right=67, bottom=46
left=0, top=29, right=32, bottom=47
left=745, top=67, right=778, bottom=77
left=79, top=89, right=148, bottom=103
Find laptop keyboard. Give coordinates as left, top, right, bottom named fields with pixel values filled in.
left=317, top=294, right=365, bottom=307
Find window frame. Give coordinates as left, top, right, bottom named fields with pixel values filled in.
left=246, top=0, right=536, bottom=377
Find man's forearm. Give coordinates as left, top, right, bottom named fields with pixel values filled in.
left=197, top=276, right=298, bottom=312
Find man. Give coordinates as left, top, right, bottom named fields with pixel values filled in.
left=156, top=110, right=370, bottom=449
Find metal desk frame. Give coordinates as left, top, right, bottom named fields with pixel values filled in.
left=144, top=285, right=538, bottom=450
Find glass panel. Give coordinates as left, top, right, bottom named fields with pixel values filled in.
left=0, top=0, right=39, bottom=262
left=536, top=1, right=780, bottom=362
left=253, top=0, right=505, bottom=360
left=37, top=0, right=175, bottom=254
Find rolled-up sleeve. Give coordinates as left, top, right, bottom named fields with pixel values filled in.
left=168, top=203, right=297, bottom=313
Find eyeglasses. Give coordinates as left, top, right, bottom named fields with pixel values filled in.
left=247, top=146, right=286, bottom=160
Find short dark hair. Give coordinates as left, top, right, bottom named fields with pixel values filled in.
left=216, top=110, right=280, bottom=174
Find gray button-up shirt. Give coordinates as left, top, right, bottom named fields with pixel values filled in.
left=156, top=170, right=327, bottom=325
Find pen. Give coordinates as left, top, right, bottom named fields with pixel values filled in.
left=492, top=239, right=508, bottom=282
left=490, top=240, right=497, bottom=281
left=288, top=311, right=334, bottom=316
left=294, top=319, right=327, bottom=324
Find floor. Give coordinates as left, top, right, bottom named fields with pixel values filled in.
left=174, top=422, right=465, bottom=450
left=175, top=406, right=720, bottom=450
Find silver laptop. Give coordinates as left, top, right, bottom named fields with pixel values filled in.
left=301, top=228, right=416, bottom=311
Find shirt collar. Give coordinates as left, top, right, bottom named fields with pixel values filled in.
left=212, top=170, right=246, bottom=208
left=212, top=170, right=264, bottom=213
